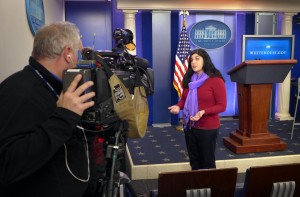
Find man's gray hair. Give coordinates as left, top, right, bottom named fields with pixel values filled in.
left=32, top=21, right=81, bottom=60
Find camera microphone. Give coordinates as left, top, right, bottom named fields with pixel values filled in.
left=92, top=33, right=96, bottom=50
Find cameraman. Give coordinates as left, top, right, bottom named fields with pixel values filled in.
left=0, top=22, right=100, bottom=196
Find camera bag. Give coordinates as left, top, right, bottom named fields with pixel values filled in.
left=95, top=54, right=149, bottom=138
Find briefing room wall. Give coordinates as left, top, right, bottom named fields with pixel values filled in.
left=139, top=12, right=154, bottom=125
left=0, top=0, right=64, bottom=83
left=64, top=2, right=299, bottom=123
left=63, top=5, right=252, bottom=123
left=170, top=12, right=181, bottom=125
left=182, top=13, right=238, bottom=117
left=65, top=1, right=112, bottom=51
left=289, top=13, right=300, bottom=117
left=291, top=14, right=300, bottom=84
left=64, top=1, right=248, bottom=123
left=111, top=0, right=124, bottom=43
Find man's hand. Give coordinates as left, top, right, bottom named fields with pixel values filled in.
left=57, top=74, right=95, bottom=116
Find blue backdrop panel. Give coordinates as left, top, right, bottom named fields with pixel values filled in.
left=65, top=1, right=112, bottom=51
left=140, top=12, right=154, bottom=125
left=290, top=13, right=300, bottom=118
left=170, top=12, right=180, bottom=125
left=152, top=11, right=172, bottom=124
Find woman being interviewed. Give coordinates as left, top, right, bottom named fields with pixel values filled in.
left=168, top=48, right=227, bottom=170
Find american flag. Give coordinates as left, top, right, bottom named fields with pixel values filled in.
left=173, top=22, right=191, bottom=98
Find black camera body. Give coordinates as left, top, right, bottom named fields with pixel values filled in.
left=63, top=40, right=154, bottom=127
left=63, top=67, right=116, bottom=126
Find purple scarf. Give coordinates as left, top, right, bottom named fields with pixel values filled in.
left=183, top=72, right=209, bottom=129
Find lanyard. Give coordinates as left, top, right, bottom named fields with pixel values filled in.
left=30, top=65, right=90, bottom=182
left=30, top=66, right=60, bottom=98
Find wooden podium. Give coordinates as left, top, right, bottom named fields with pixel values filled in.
left=223, top=59, right=297, bottom=153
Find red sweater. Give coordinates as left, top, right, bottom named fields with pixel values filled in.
left=177, top=77, right=227, bottom=129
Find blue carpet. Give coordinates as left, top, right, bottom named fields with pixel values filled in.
left=127, top=119, right=300, bottom=165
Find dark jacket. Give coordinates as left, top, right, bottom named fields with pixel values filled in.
left=0, top=57, right=95, bottom=196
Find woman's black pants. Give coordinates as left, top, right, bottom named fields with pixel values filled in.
left=184, top=128, right=219, bottom=170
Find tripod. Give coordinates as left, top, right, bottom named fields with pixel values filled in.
left=97, top=120, right=131, bottom=197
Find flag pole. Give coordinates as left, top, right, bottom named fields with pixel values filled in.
left=175, top=10, right=190, bottom=131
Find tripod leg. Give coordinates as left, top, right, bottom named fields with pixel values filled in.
left=107, top=121, right=124, bottom=197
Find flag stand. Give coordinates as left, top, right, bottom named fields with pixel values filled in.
left=175, top=117, right=184, bottom=131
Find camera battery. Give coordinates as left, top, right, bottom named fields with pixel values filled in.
left=63, top=69, right=91, bottom=93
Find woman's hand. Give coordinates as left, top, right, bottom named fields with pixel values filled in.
left=190, top=110, right=205, bottom=121
left=168, top=105, right=180, bottom=115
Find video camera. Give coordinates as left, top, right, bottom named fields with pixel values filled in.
left=63, top=29, right=154, bottom=197
left=63, top=28, right=154, bottom=129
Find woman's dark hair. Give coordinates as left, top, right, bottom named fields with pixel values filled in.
left=182, top=48, right=224, bottom=88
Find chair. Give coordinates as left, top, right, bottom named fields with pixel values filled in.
left=240, top=163, right=300, bottom=197
left=291, top=77, right=300, bottom=139
left=156, top=167, right=238, bottom=197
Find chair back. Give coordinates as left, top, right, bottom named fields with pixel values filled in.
left=157, top=167, right=238, bottom=197
left=243, top=163, right=300, bottom=197
left=270, top=181, right=295, bottom=197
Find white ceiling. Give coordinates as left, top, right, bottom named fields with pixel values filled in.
left=117, top=0, right=300, bottom=12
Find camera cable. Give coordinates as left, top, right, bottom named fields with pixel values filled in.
left=64, top=126, right=90, bottom=182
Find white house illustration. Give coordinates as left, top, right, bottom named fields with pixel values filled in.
left=194, top=25, right=227, bottom=39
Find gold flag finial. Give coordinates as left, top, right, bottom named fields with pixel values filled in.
left=179, top=10, right=189, bottom=27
